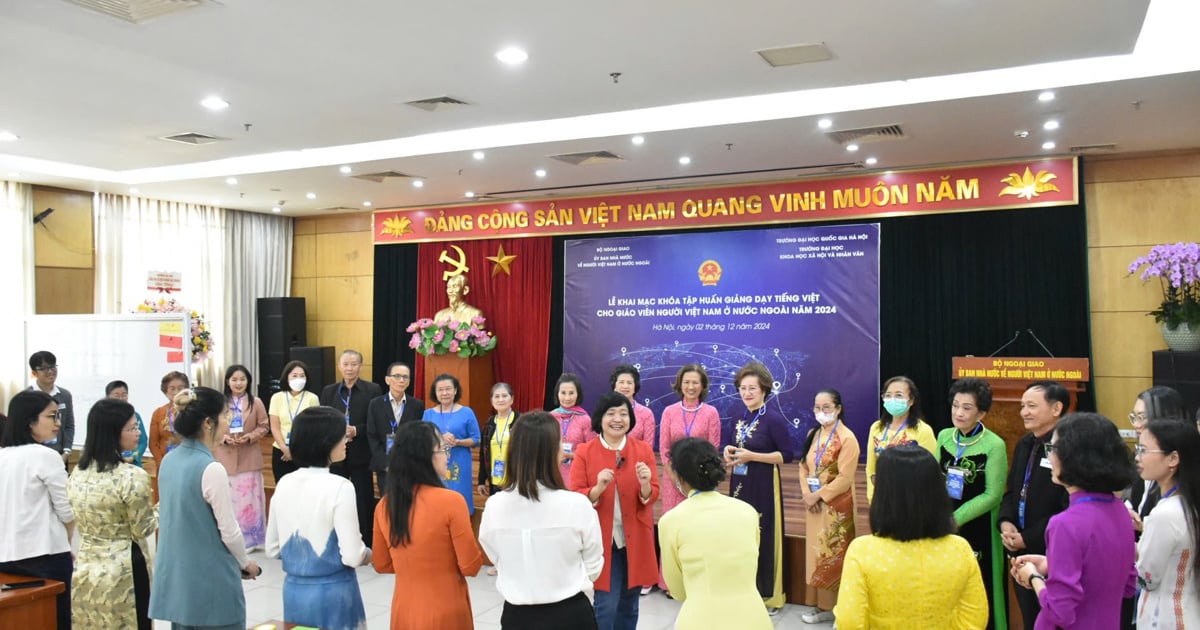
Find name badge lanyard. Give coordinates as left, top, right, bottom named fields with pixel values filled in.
left=952, top=423, right=984, bottom=465
left=385, top=396, right=404, bottom=453
left=559, top=408, right=580, bottom=438
left=876, top=420, right=904, bottom=454
left=1163, top=486, right=1180, bottom=500
left=1018, top=441, right=1042, bottom=529
left=733, top=405, right=767, bottom=476
left=339, top=385, right=353, bottom=425
left=492, top=411, right=514, bottom=479
left=812, top=420, right=840, bottom=470
left=165, top=407, right=178, bottom=453
left=681, top=402, right=703, bottom=437
left=230, top=395, right=245, bottom=432
left=285, top=392, right=307, bottom=445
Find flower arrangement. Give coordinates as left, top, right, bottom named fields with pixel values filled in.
left=407, top=316, right=497, bottom=357
left=1128, top=242, right=1200, bottom=330
left=136, top=297, right=214, bottom=363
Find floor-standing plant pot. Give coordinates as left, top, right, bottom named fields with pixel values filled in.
left=1161, top=322, right=1200, bottom=352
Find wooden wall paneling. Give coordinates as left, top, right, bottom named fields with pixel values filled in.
left=34, top=267, right=94, bottom=314
left=1088, top=246, right=1168, bottom=313
left=315, top=232, right=374, bottom=277
left=293, top=234, right=317, bottom=279
left=32, top=187, right=93, bottom=269
left=314, top=276, right=373, bottom=321
left=1091, top=312, right=1164, bottom=378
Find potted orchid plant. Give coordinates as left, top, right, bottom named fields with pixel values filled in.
left=1128, top=242, right=1200, bottom=351
left=407, top=316, right=498, bottom=357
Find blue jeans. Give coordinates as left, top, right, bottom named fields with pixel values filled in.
left=593, top=545, right=639, bottom=630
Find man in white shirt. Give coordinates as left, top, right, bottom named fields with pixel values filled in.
left=28, top=350, right=74, bottom=463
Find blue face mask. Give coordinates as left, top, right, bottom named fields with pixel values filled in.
left=883, top=399, right=909, bottom=417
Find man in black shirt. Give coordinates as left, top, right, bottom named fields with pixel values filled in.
left=998, top=380, right=1071, bottom=630
left=321, top=349, right=382, bottom=546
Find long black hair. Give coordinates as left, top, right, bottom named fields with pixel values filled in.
left=870, top=445, right=956, bottom=540
left=1144, top=418, right=1200, bottom=598
left=223, top=364, right=256, bottom=407
left=385, top=422, right=445, bottom=546
left=78, top=398, right=135, bottom=473
left=801, top=388, right=844, bottom=464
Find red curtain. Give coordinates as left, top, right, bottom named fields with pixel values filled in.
left=414, top=237, right=552, bottom=413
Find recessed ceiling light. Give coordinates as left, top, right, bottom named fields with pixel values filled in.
left=473, top=151, right=485, bottom=160
left=0, top=131, right=18, bottom=142
left=362, top=201, right=372, bottom=207
left=631, top=135, right=645, bottom=145
left=412, top=180, right=424, bottom=188
left=306, top=192, right=316, bottom=199
left=678, top=156, right=691, bottom=165
left=225, top=177, right=238, bottom=185
left=339, top=165, right=352, bottom=174
left=1038, top=91, right=1056, bottom=102
left=535, top=169, right=547, bottom=178
left=1042, top=141, right=1056, bottom=150
left=865, top=157, right=878, bottom=165
left=1043, top=120, right=1060, bottom=130
left=817, top=118, right=833, bottom=129
left=271, top=206, right=281, bottom=213
left=129, top=187, right=139, bottom=194
left=465, top=191, right=475, bottom=198
left=200, top=96, right=229, bottom=111
left=495, top=47, right=529, bottom=65
left=846, top=144, right=859, bottom=152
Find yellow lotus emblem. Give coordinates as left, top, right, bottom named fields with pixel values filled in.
left=999, top=167, right=1060, bottom=200
left=380, top=216, right=413, bottom=237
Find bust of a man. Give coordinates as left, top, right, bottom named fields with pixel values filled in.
left=433, top=274, right=483, bottom=325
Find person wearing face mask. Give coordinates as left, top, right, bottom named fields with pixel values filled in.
left=998, top=380, right=1072, bottom=630
left=797, top=388, right=859, bottom=624
left=268, top=361, right=319, bottom=483
left=865, top=375, right=936, bottom=503
left=935, top=377, right=1009, bottom=630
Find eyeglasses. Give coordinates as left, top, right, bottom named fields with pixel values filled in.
left=1134, top=445, right=1169, bottom=457
left=1128, top=412, right=1149, bottom=425
left=123, top=426, right=141, bottom=434
left=387, top=374, right=410, bottom=380
left=1043, top=442, right=1058, bottom=455
left=813, top=405, right=837, bottom=413
left=34, top=365, right=58, bottom=373
left=434, top=446, right=451, bottom=455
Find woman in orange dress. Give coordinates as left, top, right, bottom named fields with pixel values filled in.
left=373, top=421, right=483, bottom=629
left=147, top=370, right=189, bottom=500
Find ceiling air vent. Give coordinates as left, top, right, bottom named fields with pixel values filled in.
left=404, top=96, right=471, bottom=112
left=547, top=150, right=626, bottom=166
left=158, top=132, right=228, bottom=145
left=1069, top=143, right=1117, bottom=154
left=352, top=171, right=422, bottom=184
left=825, top=124, right=906, bottom=146
left=63, top=0, right=208, bottom=23
left=318, top=206, right=359, bottom=213
left=756, top=43, right=833, bottom=68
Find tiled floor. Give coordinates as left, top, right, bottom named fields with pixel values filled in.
left=153, top=550, right=836, bottom=629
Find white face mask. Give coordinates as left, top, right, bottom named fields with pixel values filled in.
left=815, top=411, right=837, bottom=426
left=289, top=378, right=307, bottom=392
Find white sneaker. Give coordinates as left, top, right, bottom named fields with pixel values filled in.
left=801, top=609, right=835, bottom=624
left=767, top=606, right=783, bottom=616
left=640, top=586, right=652, bottom=596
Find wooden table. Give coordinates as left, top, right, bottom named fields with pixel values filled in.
left=0, top=573, right=64, bottom=630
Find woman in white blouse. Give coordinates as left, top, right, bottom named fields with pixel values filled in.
left=479, top=411, right=604, bottom=629
left=0, top=390, right=75, bottom=630
left=1135, top=418, right=1200, bottom=627
left=267, top=406, right=371, bottom=630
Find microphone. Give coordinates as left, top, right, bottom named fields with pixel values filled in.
left=1027, top=329, right=1056, bottom=358
left=988, top=330, right=1022, bottom=357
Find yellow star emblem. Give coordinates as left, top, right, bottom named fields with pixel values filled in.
left=486, top=244, right=518, bottom=276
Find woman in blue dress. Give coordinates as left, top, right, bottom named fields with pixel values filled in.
left=422, top=373, right=481, bottom=514
left=266, top=406, right=370, bottom=630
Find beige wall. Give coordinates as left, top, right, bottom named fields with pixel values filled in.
left=33, top=186, right=94, bottom=314
left=1085, top=151, right=1200, bottom=426
left=290, top=152, right=1200, bottom=423
left=292, top=214, right=376, bottom=378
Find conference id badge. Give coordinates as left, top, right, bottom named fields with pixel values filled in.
left=1040, top=457, right=1052, bottom=469
left=562, top=442, right=574, bottom=454
left=493, top=460, right=505, bottom=479
left=230, top=414, right=244, bottom=434
left=806, top=476, right=821, bottom=492
left=385, top=432, right=395, bottom=453
left=733, top=463, right=749, bottom=476
left=345, top=413, right=351, bottom=426
left=946, top=467, right=966, bottom=500
left=285, top=432, right=291, bottom=446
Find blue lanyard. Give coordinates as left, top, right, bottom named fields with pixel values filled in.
left=737, top=406, right=767, bottom=445
left=952, top=423, right=984, bottom=464
left=1163, top=486, right=1180, bottom=500
left=230, top=395, right=245, bottom=416
left=812, top=420, right=840, bottom=467
left=389, top=395, right=405, bottom=431
left=338, top=384, right=353, bottom=412
left=286, top=391, right=308, bottom=420
left=879, top=420, right=905, bottom=450
left=556, top=407, right=582, bottom=437
left=493, top=411, right=514, bottom=451
left=167, top=408, right=176, bottom=433
left=1075, top=495, right=1116, bottom=505
left=681, top=402, right=702, bottom=437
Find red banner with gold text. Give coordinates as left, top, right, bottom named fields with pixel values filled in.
left=374, top=157, right=1077, bottom=244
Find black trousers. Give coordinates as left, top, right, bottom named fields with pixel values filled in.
left=0, top=551, right=73, bottom=630
left=333, top=460, right=376, bottom=544
left=1015, top=579, right=1040, bottom=630
left=132, top=541, right=151, bottom=630
left=272, top=447, right=299, bottom=484
left=501, top=592, right=597, bottom=630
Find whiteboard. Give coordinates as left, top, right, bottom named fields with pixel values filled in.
left=25, top=313, right=193, bottom=450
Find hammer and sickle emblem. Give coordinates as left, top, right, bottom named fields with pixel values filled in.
left=439, top=245, right=470, bottom=281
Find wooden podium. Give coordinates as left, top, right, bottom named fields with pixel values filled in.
left=950, top=356, right=1090, bottom=462
left=423, top=354, right=495, bottom=430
